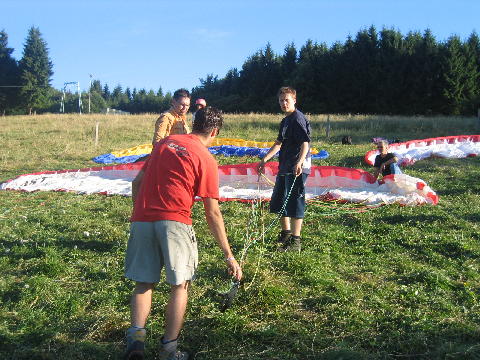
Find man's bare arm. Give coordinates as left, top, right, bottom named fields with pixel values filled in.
left=202, top=197, right=242, bottom=281
left=257, top=140, right=282, bottom=174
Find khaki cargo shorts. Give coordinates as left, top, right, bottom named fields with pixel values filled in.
left=124, top=220, right=198, bottom=285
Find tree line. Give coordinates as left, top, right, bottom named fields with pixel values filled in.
left=1, top=25, right=479, bottom=115
left=192, top=26, right=480, bottom=116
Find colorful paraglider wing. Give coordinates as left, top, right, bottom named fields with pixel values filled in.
left=208, top=146, right=328, bottom=159
left=92, top=144, right=153, bottom=164
left=312, top=150, right=329, bottom=159
left=92, top=138, right=326, bottom=164
left=365, top=135, right=480, bottom=166
left=217, top=163, right=438, bottom=205
left=0, top=163, right=142, bottom=196
left=92, top=153, right=148, bottom=164
left=207, top=138, right=322, bottom=156
left=1, top=162, right=437, bottom=206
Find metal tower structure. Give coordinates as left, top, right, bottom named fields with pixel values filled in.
left=60, top=81, right=82, bottom=114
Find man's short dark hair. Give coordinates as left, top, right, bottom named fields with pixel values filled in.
left=173, top=88, right=190, bottom=100
left=192, top=106, right=223, bottom=135
left=277, top=86, right=296, bottom=98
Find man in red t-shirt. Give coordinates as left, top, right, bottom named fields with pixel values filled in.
left=124, top=107, right=242, bottom=360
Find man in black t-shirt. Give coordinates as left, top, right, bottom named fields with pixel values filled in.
left=257, top=87, right=311, bottom=252
left=372, top=140, right=402, bottom=180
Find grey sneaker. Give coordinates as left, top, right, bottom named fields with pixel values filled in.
left=278, top=235, right=301, bottom=252
left=158, top=338, right=189, bottom=360
left=163, top=351, right=188, bottom=360
left=125, top=327, right=146, bottom=360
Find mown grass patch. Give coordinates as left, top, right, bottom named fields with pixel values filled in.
left=0, top=113, right=479, bottom=359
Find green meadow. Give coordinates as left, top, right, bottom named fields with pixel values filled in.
left=0, top=113, right=479, bottom=359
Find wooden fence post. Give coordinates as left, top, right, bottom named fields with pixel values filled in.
left=95, top=121, right=99, bottom=146
left=326, top=114, right=330, bottom=138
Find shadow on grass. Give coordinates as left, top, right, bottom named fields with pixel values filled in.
left=58, top=238, right=117, bottom=252
left=2, top=237, right=116, bottom=254
left=2, top=301, right=480, bottom=360
left=434, top=240, right=480, bottom=260
left=392, top=236, right=480, bottom=263
left=182, top=312, right=480, bottom=359
left=464, top=214, right=480, bottom=223
left=0, top=338, right=122, bottom=360
left=1, top=282, right=24, bottom=304
left=318, top=214, right=362, bottom=229
left=381, top=214, right=446, bottom=226
left=0, top=313, right=125, bottom=359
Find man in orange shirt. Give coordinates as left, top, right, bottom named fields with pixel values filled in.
left=152, top=89, right=192, bottom=145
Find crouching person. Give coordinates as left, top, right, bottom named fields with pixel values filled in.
left=124, top=107, right=242, bottom=360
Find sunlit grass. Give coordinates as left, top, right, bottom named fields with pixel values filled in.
left=0, top=113, right=479, bottom=359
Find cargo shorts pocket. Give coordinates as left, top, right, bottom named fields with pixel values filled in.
left=187, top=226, right=198, bottom=271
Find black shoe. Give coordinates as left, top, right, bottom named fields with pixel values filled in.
left=276, top=230, right=292, bottom=245
left=278, top=235, right=301, bottom=252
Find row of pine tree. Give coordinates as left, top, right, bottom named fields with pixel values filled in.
left=1, top=26, right=479, bottom=115
left=192, top=26, right=480, bottom=115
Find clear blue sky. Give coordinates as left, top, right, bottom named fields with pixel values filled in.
left=2, top=0, right=479, bottom=94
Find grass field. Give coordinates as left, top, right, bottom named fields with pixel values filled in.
left=1, top=113, right=479, bottom=359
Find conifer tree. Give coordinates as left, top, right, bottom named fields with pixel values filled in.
left=89, top=91, right=107, bottom=113
left=280, top=42, right=297, bottom=83
left=111, top=84, right=124, bottom=107
left=418, top=29, right=442, bottom=114
left=90, top=79, right=102, bottom=94
left=462, top=32, right=480, bottom=114
left=0, top=30, right=19, bottom=115
left=376, top=28, right=404, bottom=114
left=102, top=84, right=111, bottom=102
left=222, top=68, right=240, bottom=96
left=323, top=41, right=345, bottom=112
left=441, top=35, right=467, bottom=114
left=294, top=39, right=328, bottom=112
left=350, top=26, right=380, bottom=113
left=125, top=87, right=132, bottom=101
left=237, top=43, right=282, bottom=111
left=18, top=26, right=53, bottom=114
left=400, top=31, right=424, bottom=114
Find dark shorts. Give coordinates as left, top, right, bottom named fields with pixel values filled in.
left=270, top=173, right=308, bottom=218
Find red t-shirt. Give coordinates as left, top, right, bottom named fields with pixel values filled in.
left=131, top=134, right=219, bottom=225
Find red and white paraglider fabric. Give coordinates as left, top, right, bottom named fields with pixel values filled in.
left=365, top=135, right=480, bottom=166
left=1, top=162, right=438, bottom=206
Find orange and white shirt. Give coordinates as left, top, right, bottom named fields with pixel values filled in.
left=152, top=108, right=191, bottom=145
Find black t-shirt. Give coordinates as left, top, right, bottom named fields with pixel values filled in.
left=374, top=153, right=396, bottom=176
left=276, top=109, right=311, bottom=175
